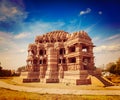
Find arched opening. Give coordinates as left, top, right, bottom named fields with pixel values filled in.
left=39, top=60, right=42, bottom=64
left=33, top=59, right=37, bottom=64
left=82, top=45, right=89, bottom=52
left=63, top=58, right=66, bottom=63
left=31, top=50, right=34, bottom=55
left=58, top=59, right=61, bottom=64
left=82, top=57, right=90, bottom=70
left=59, top=48, right=65, bottom=55
left=39, top=50, right=43, bottom=55
left=39, top=40, right=42, bottom=43
left=69, top=46, right=75, bottom=53
left=44, top=50, right=46, bottom=55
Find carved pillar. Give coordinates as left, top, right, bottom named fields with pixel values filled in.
left=75, top=43, right=82, bottom=70
left=88, top=46, right=93, bottom=53
left=65, top=46, right=69, bottom=70
left=59, top=66, right=64, bottom=78
left=89, top=57, right=94, bottom=70
left=44, top=50, right=46, bottom=55
left=45, top=47, right=59, bottom=83
left=65, top=46, right=69, bottom=54
left=76, top=43, right=82, bottom=52
left=37, top=48, right=40, bottom=56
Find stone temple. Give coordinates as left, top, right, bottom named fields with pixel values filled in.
left=22, top=30, right=113, bottom=86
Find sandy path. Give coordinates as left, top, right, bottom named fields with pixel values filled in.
left=0, top=81, right=120, bottom=95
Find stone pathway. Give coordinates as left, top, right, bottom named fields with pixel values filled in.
left=0, top=81, right=120, bottom=95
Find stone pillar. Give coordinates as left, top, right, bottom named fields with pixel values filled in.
left=76, top=43, right=82, bottom=70
left=44, top=50, right=46, bottom=55
left=76, top=43, right=82, bottom=52
left=65, top=46, right=69, bottom=54
left=59, top=66, right=64, bottom=78
left=37, top=48, right=40, bottom=56
left=89, top=57, right=94, bottom=70
left=40, top=66, right=44, bottom=78
left=88, top=46, right=93, bottom=53
left=45, top=47, right=59, bottom=83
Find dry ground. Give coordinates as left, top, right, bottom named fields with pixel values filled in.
left=0, top=77, right=120, bottom=96
left=0, top=87, right=120, bottom=100
left=4, top=77, right=120, bottom=90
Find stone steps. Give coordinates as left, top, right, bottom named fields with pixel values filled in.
left=90, top=75, right=114, bottom=86
left=95, top=76, right=114, bottom=86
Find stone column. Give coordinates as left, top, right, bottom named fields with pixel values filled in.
left=88, top=46, right=93, bottom=53
left=59, top=66, right=64, bottom=78
left=37, top=48, right=40, bottom=56
left=45, top=47, right=59, bottom=83
left=76, top=43, right=82, bottom=52
left=89, top=57, right=94, bottom=70
left=75, top=43, right=82, bottom=70
left=65, top=46, right=69, bottom=54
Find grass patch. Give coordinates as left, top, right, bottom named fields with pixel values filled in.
left=0, top=87, right=120, bottom=100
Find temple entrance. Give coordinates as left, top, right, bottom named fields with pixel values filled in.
left=83, top=57, right=90, bottom=70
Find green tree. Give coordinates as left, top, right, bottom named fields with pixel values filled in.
left=106, top=58, right=120, bottom=75
left=0, top=66, right=2, bottom=71
left=0, top=62, right=2, bottom=71
left=106, top=62, right=115, bottom=71
left=109, top=64, right=116, bottom=74
left=115, top=58, right=120, bottom=75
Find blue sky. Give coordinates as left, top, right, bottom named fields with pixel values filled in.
left=0, top=0, right=120, bottom=69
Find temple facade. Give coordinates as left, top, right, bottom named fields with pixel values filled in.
left=23, top=30, right=101, bottom=85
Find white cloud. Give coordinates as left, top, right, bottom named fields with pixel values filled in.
left=80, top=8, right=91, bottom=15
left=94, top=43, right=120, bottom=67
left=94, top=51, right=119, bottom=67
left=92, top=37, right=100, bottom=42
left=26, top=21, right=65, bottom=35
left=94, top=44, right=120, bottom=53
left=0, top=0, right=27, bottom=22
left=98, top=11, right=102, bottom=15
left=0, top=31, right=28, bottom=69
left=93, top=33, right=120, bottom=67
left=19, top=49, right=26, bottom=53
left=0, top=31, right=16, bottom=50
left=105, top=34, right=120, bottom=41
left=14, top=32, right=30, bottom=39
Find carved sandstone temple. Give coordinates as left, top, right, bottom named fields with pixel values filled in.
left=22, top=30, right=104, bottom=85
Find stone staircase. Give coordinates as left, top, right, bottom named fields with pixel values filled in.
left=90, top=75, right=114, bottom=86
left=95, top=76, right=114, bottom=86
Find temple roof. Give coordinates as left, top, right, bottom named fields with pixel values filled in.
left=35, top=30, right=91, bottom=43
left=35, top=30, right=69, bottom=43
left=69, top=30, right=91, bottom=40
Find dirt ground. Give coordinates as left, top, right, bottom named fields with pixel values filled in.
left=0, top=77, right=120, bottom=95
